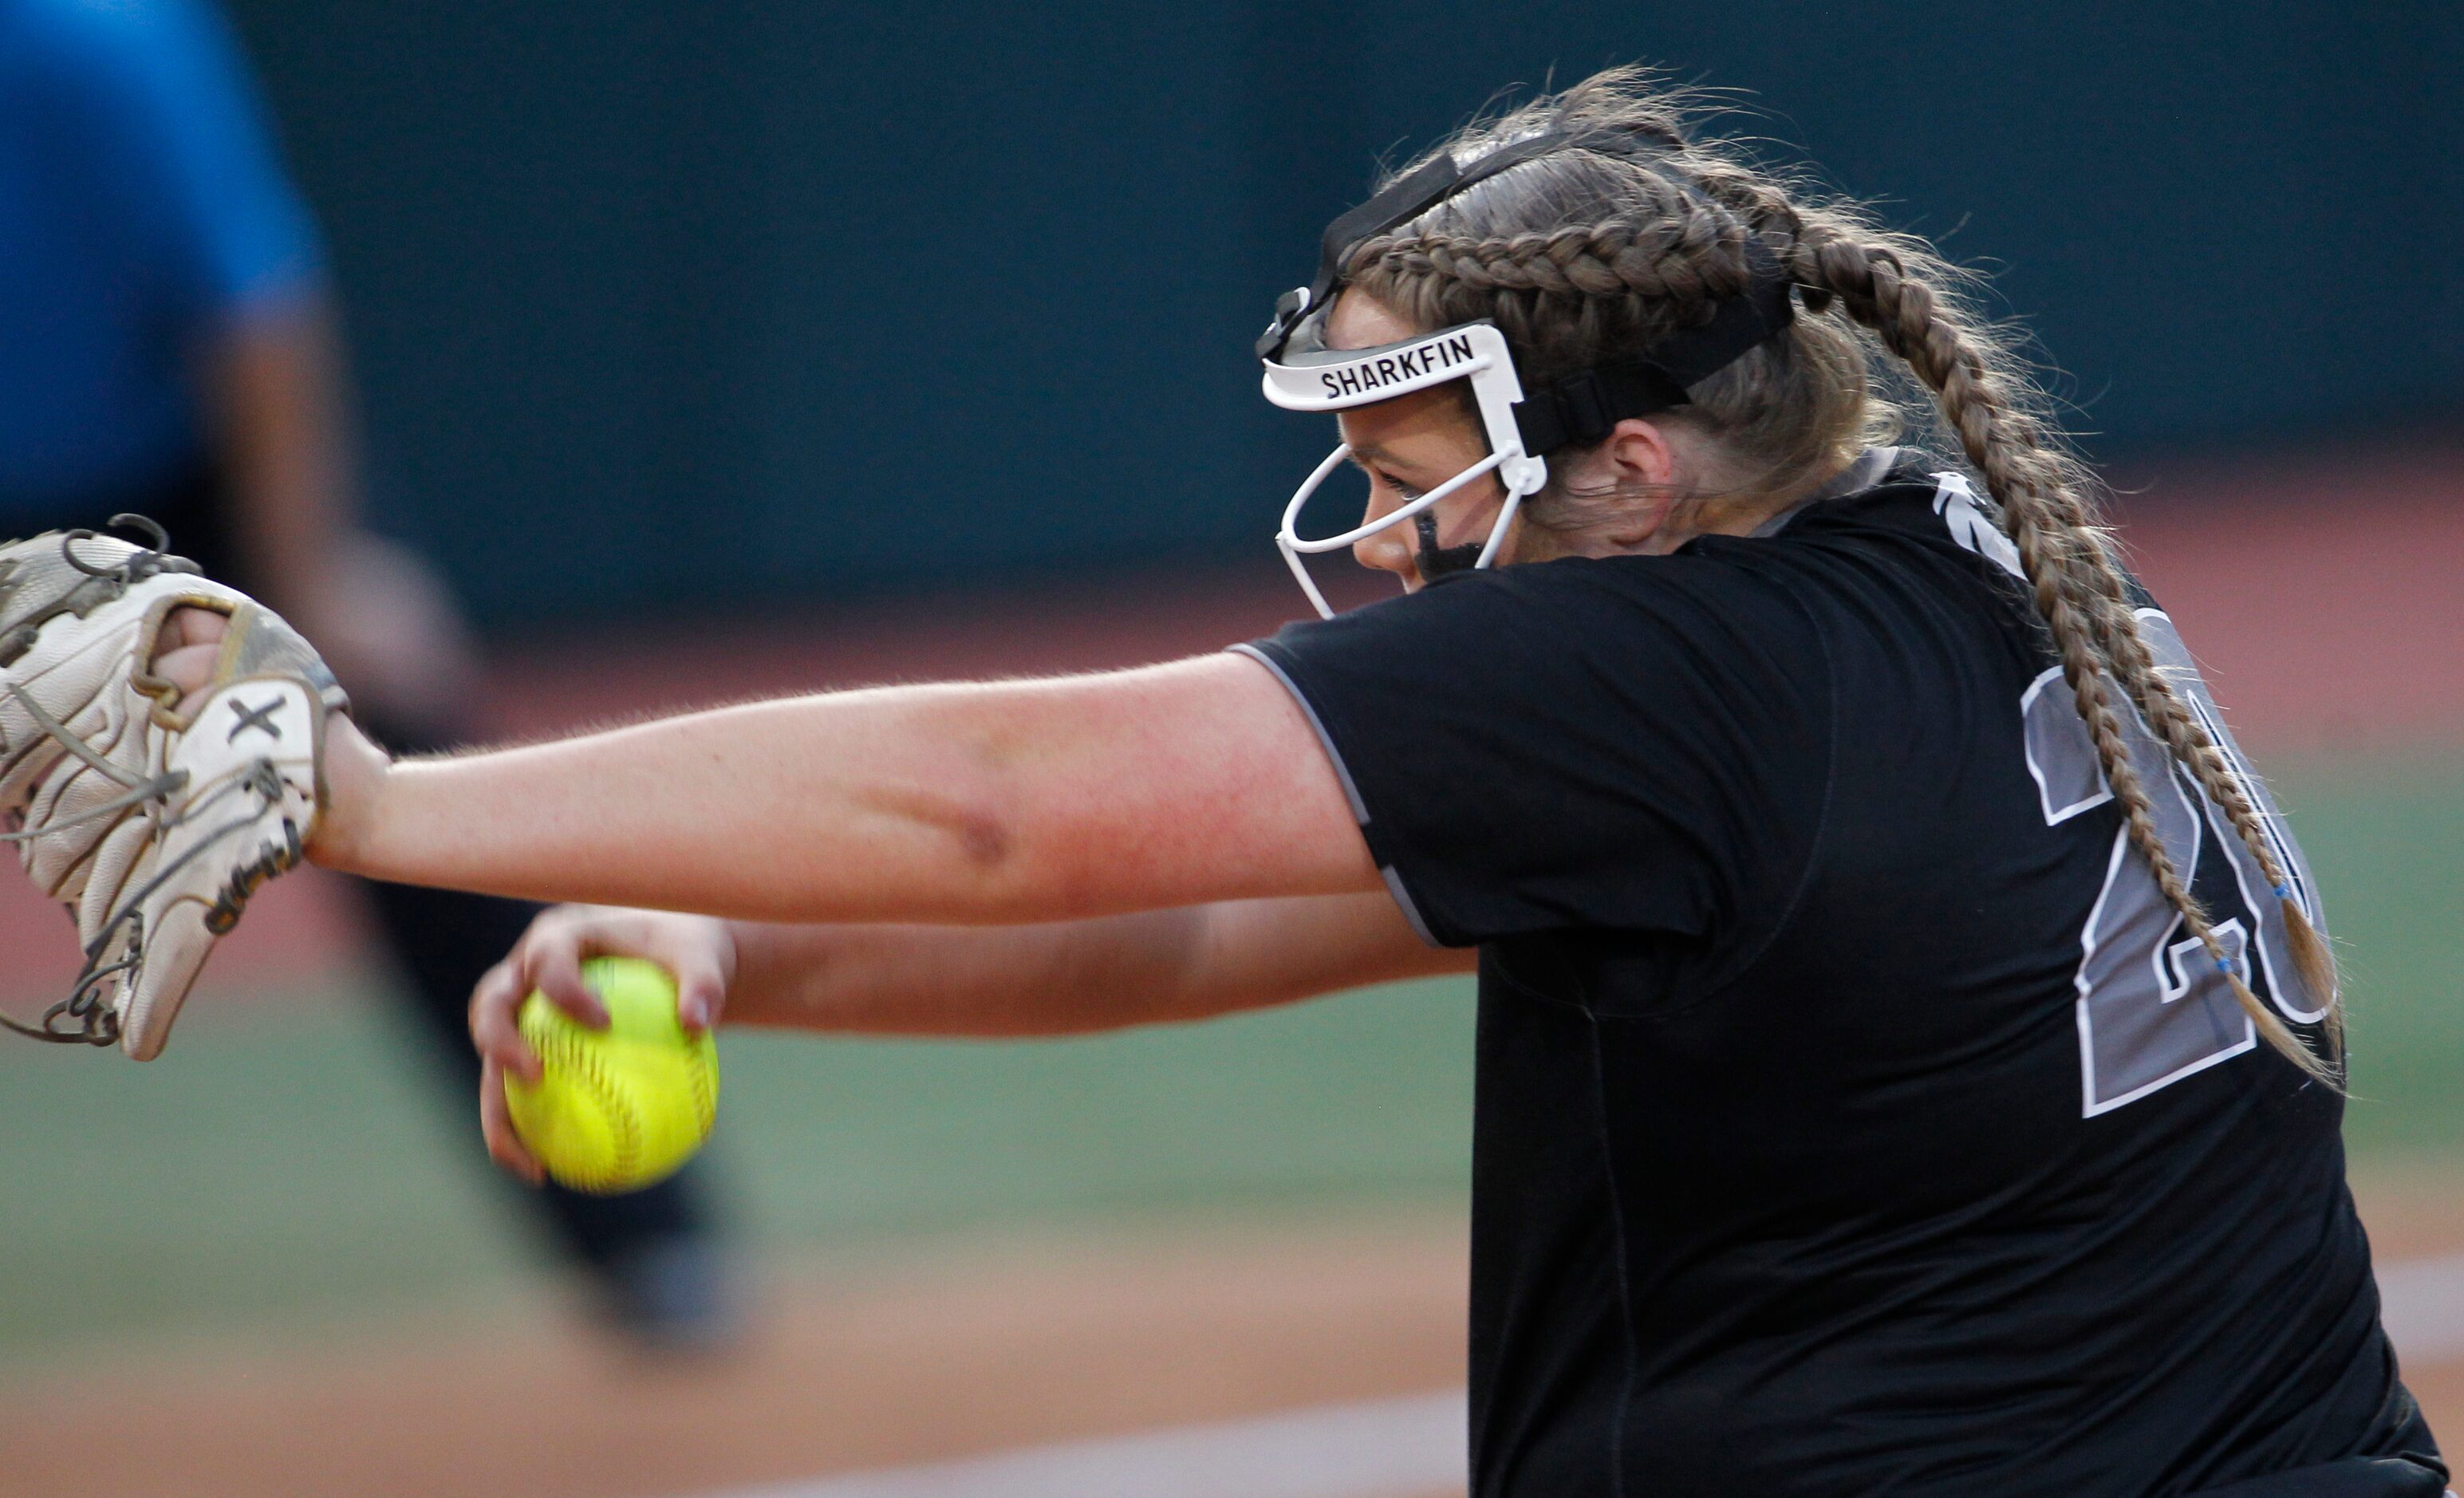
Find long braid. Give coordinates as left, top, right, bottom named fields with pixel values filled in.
left=2101, top=579, right=2345, bottom=1053
left=1726, top=166, right=2344, bottom=1051
left=1781, top=226, right=2338, bottom=1078
left=1338, top=68, right=2340, bottom=1078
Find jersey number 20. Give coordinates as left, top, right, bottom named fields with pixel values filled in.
left=1934, top=470, right=2324, bottom=1116
left=2020, top=612, right=2326, bottom=1115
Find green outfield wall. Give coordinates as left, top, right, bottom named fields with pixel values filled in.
left=226, top=0, right=2464, bottom=624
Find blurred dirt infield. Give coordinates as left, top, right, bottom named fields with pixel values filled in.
left=0, top=443, right=2457, bottom=1496
left=0, top=1214, right=1471, bottom=1498
left=4, top=1177, right=2462, bottom=1497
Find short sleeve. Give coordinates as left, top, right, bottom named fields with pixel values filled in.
left=1236, top=556, right=1833, bottom=950
left=45, top=0, right=324, bottom=318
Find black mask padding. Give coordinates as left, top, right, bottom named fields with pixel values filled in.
left=1414, top=511, right=1486, bottom=581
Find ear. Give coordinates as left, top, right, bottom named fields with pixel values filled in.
left=1545, top=416, right=1684, bottom=550
left=1597, top=416, right=1678, bottom=490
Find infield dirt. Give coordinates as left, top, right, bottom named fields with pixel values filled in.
left=6, top=1170, right=2464, bottom=1498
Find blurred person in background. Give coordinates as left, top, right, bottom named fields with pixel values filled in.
left=0, top=0, right=735, bottom=1350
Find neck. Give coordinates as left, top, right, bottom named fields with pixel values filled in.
left=1516, top=448, right=1857, bottom=562
left=1689, top=448, right=1858, bottom=540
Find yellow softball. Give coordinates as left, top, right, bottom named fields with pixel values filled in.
left=503, top=956, right=719, bottom=1194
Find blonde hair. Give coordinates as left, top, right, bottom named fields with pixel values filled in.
left=1342, top=68, right=2340, bottom=1078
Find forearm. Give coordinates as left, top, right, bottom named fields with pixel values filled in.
left=723, top=909, right=1213, bottom=1036
left=722, top=892, right=1466, bottom=1038
left=312, top=654, right=1378, bottom=925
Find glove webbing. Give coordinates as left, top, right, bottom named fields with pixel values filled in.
left=0, top=771, right=269, bottom=1046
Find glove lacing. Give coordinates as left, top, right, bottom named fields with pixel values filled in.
left=0, top=519, right=206, bottom=1047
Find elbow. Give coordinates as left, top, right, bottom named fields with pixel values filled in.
left=869, top=691, right=1149, bottom=923
left=882, top=785, right=1024, bottom=892
left=944, top=802, right=1016, bottom=873
left=950, top=800, right=1128, bottom=924
left=865, top=769, right=1092, bottom=921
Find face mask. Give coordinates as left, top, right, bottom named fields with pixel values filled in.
left=1254, top=128, right=1796, bottom=617
left=1260, top=317, right=1546, bottom=618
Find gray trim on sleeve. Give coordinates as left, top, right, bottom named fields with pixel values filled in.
left=1228, top=642, right=1370, bottom=823
left=1378, top=864, right=1443, bottom=948
left=1228, top=642, right=1445, bottom=948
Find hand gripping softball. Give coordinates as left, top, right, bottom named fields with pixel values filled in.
left=0, top=521, right=348, bottom=1059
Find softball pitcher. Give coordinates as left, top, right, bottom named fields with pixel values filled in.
left=2, top=68, right=2438, bottom=1497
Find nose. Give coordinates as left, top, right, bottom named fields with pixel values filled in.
left=1351, top=489, right=1419, bottom=578
left=1353, top=523, right=1416, bottom=578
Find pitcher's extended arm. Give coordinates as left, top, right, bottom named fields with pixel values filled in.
left=313, top=652, right=1381, bottom=925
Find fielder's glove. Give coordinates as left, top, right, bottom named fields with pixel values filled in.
left=0, top=519, right=348, bottom=1059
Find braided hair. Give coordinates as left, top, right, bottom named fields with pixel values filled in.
left=1343, top=68, right=2340, bottom=1078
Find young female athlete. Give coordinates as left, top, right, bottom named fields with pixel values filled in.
left=54, top=69, right=2449, bottom=1495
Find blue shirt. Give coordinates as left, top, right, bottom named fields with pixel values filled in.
left=0, top=0, right=321, bottom=510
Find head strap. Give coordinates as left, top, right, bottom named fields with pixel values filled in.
left=1510, top=235, right=1796, bottom=455
left=1259, top=127, right=1649, bottom=361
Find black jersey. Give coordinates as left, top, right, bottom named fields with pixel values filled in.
left=1237, top=452, right=2443, bottom=1498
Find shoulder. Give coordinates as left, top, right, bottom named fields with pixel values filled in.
left=1756, top=463, right=2025, bottom=575
left=1256, top=550, right=1840, bottom=760
left=1696, top=463, right=2047, bottom=633
left=1309, top=539, right=1827, bottom=643
left=1240, top=558, right=1841, bottom=950
left=1264, top=555, right=1829, bottom=738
